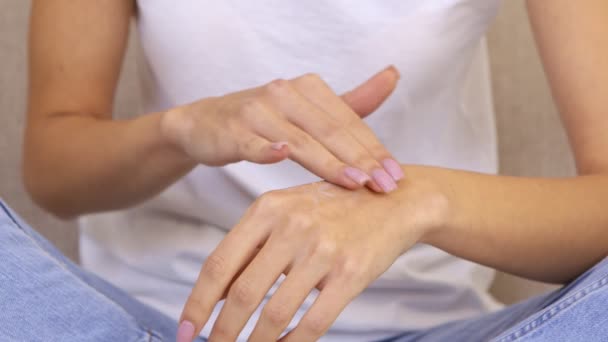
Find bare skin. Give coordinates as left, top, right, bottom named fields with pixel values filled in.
left=24, top=0, right=608, bottom=341
left=179, top=1, right=608, bottom=341
left=25, top=1, right=401, bottom=219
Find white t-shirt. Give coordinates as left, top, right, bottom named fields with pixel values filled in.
left=80, top=1, right=503, bottom=341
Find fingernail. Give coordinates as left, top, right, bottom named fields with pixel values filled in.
left=344, top=167, right=371, bottom=185
left=382, top=159, right=404, bottom=181
left=372, top=169, right=398, bottom=192
left=177, top=320, right=195, bottom=342
left=271, top=141, right=288, bottom=151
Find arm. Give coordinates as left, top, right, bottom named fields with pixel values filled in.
left=179, top=1, right=608, bottom=340
left=24, top=0, right=195, bottom=217
left=25, top=1, right=402, bottom=218
left=420, top=0, right=608, bottom=283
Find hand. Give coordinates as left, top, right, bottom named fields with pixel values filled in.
left=177, top=179, right=449, bottom=341
left=160, top=67, right=404, bottom=193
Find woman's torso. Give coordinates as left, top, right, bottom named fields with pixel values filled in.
left=80, top=1, right=503, bottom=341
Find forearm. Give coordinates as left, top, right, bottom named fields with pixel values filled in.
left=23, top=112, right=196, bottom=218
left=401, top=165, right=608, bottom=284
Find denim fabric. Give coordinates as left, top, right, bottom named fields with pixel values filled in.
left=1, top=198, right=607, bottom=342
left=384, top=257, right=608, bottom=342
left=0, top=199, right=206, bottom=342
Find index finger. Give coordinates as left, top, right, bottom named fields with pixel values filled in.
left=178, top=218, right=268, bottom=341
left=291, top=71, right=404, bottom=182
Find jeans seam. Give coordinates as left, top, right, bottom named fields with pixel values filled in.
left=494, top=274, right=608, bottom=342
left=0, top=200, right=156, bottom=341
left=0, top=199, right=24, bottom=228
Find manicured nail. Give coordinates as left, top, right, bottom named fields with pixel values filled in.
left=372, top=169, right=398, bottom=193
left=177, top=320, right=195, bottom=342
left=382, top=159, right=404, bottom=181
left=271, top=141, right=288, bottom=151
left=344, top=167, right=371, bottom=185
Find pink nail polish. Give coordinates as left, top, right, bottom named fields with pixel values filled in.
left=382, top=159, right=404, bottom=181
left=344, top=167, right=371, bottom=185
left=372, top=169, right=398, bottom=192
left=177, top=320, right=195, bottom=342
left=271, top=141, right=288, bottom=151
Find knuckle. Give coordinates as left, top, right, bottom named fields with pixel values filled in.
left=229, top=278, right=256, bottom=307
left=212, top=322, right=233, bottom=339
left=302, top=314, right=329, bottom=336
left=344, top=115, right=361, bottom=130
left=224, top=112, right=245, bottom=132
left=239, top=135, right=260, bottom=155
left=286, top=212, right=314, bottom=231
left=298, top=72, right=323, bottom=86
left=277, top=212, right=314, bottom=238
left=184, top=295, right=206, bottom=317
left=369, top=144, right=392, bottom=160
left=351, top=154, right=380, bottom=171
left=202, top=254, right=227, bottom=281
left=262, top=303, right=290, bottom=326
left=264, top=78, right=291, bottom=97
left=253, top=191, right=283, bottom=212
left=288, top=131, right=310, bottom=149
left=311, top=239, right=338, bottom=261
left=318, top=121, right=344, bottom=142
left=238, top=98, right=265, bottom=122
left=340, top=258, right=364, bottom=281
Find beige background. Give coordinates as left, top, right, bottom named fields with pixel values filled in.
left=0, top=1, right=570, bottom=304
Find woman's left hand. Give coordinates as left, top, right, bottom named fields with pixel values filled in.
left=178, top=179, right=448, bottom=341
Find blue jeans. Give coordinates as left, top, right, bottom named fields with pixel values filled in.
left=1, top=199, right=607, bottom=342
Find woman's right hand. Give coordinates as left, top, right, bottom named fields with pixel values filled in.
left=160, top=67, right=403, bottom=192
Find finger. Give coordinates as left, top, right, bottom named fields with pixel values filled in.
left=219, top=246, right=261, bottom=300
left=178, top=215, right=269, bottom=341
left=273, top=84, right=389, bottom=187
left=292, top=72, right=403, bottom=185
left=249, top=254, right=331, bottom=341
left=247, top=108, right=364, bottom=190
left=341, top=65, right=400, bottom=118
left=259, top=79, right=396, bottom=192
left=236, top=132, right=290, bottom=164
left=209, top=234, right=294, bottom=342
left=279, top=280, right=356, bottom=342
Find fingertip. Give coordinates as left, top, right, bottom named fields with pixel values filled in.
left=177, top=320, right=195, bottom=342
left=270, top=148, right=290, bottom=162
left=257, top=142, right=290, bottom=164
left=343, top=167, right=371, bottom=186
left=342, top=178, right=362, bottom=190
left=367, top=180, right=384, bottom=193
left=382, top=158, right=404, bottom=181
left=384, top=65, right=401, bottom=80
left=270, top=141, right=289, bottom=151
left=371, top=169, right=398, bottom=193
left=270, top=141, right=290, bottom=159
left=335, top=174, right=361, bottom=190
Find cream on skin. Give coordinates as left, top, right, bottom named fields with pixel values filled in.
left=24, top=1, right=608, bottom=341
left=177, top=1, right=608, bottom=340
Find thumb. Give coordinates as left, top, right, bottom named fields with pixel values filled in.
left=341, top=66, right=400, bottom=118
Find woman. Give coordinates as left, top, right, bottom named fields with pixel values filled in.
left=14, top=0, right=608, bottom=341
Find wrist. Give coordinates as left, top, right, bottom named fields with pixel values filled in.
left=151, top=109, right=196, bottom=167
left=159, top=106, right=190, bottom=152
left=160, top=98, right=228, bottom=166
left=392, top=165, right=454, bottom=247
